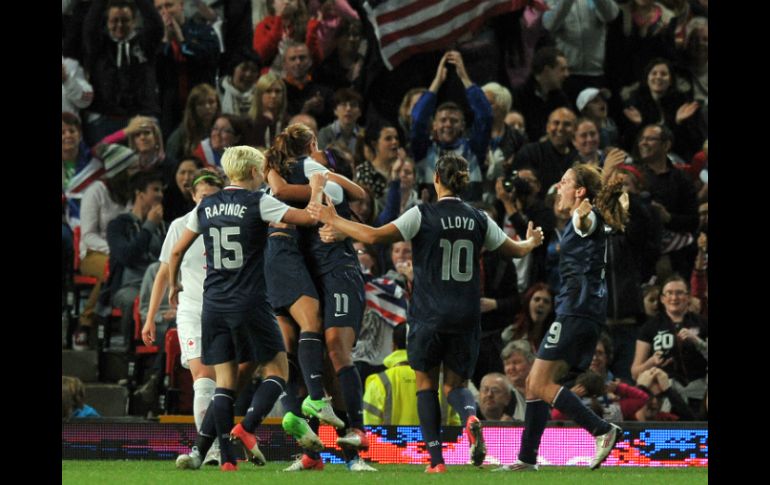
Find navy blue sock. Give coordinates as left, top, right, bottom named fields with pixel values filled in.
left=518, top=399, right=551, bottom=465
left=334, top=408, right=358, bottom=461
left=337, top=365, right=364, bottom=429
left=446, top=387, right=477, bottom=424
left=212, top=388, right=236, bottom=465
left=552, top=386, right=611, bottom=436
left=280, top=357, right=304, bottom=415
left=194, top=403, right=216, bottom=455
left=241, top=376, right=286, bottom=432
left=417, top=389, right=443, bottom=467
left=305, top=417, right=321, bottom=460
left=298, top=332, right=326, bottom=400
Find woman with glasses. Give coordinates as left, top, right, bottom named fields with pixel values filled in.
left=193, top=114, right=250, bottom=170
left=632, top=273, right=707, bottom=412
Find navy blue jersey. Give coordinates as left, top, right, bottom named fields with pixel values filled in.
left=287, top=156, right=358, bottom=277
left=554, top=208, right=608, bottom=323
left=393, top=197, right=507, bottom=333
left=187, top=186, right=289, bottom=312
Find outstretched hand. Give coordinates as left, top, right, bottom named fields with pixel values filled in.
left=526, top=221, right=544, bottom=247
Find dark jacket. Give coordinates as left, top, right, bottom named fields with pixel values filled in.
left=83, top=0, right=163, bottom=118
left=512, top=76, right=571, bottom=143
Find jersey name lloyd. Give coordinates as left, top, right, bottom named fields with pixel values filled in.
left=204, top=203, right=247, bottom=219
left=440, top=216, right=475, bottom=231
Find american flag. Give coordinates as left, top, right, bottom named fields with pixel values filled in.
left=363, top=0, right=539, bottom=70
left=365, top=276, right=408, bottom=327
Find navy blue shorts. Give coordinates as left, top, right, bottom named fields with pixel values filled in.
left=318, top=263, right=365, bottom=332
left=264, top=233, right=319, bottom=315
left=200, top=303, right=285, bottom=366
left=406, top=321, right=480, bottom=380
left=537, top=314, right=601, bottom=372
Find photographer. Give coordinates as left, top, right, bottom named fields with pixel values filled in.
left=494, top=168, right=554, bottom=291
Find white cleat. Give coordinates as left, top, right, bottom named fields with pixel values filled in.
left=590, top=423, right=621, bottom=470
left=492, top=460, right=538, bottom=472
left=347, top=457, right=377, bottom=471
left=175, top=447, right=202, bottom=470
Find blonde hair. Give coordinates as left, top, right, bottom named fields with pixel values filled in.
left=249, top=72, right=287, bottom=121
left=221, top=145, right=265, bottom=182
left=482, top=82, right=513, bottom=114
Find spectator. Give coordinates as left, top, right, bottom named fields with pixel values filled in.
left=642, top=283, right=661, bottom=318
left=97, top=116, right=172, bottom=178
left=154, top=0, right=221, bottom=136
left=606, top=0, right=678, bottom=98
left=352, top=241, right=379, bottom=277
left=105, top=170, right=167, bottom=352
left=72, top=144, right=139, bottom=350
left=354, top=122, right=401, bottom=208
left=504, top=111, right=527, bottom=135
left=482, top=82, right=527, bottom=201
left=248, top=72, right=289, bottom=148
left=575, top=87, right=619, bottom=149
left=288, top=113, right=319, bottom=136
left=317, top=88, right=363, bottom=154
left=411, top=50, right=493, bottom=202
left=252, top=0, right=323, bottom=74
left=502, top=282, right=555, bottom=352
left=636, top=124, right=698, bottom=280
left=512, top=46, right=571, bottom=143
left=675, top=17, right=708, bottom=119
left=62, top=376, right=101, bottom=419
left=165, top=83, right=221, bottom=162
left=374, top=158, right=420, bottom=227
left=62, top=55, right=94, bottom=118
left=82, top=0, right=163, bottom=145
left=397, top=88, right=427, bottom=152
left=632, top=274, right=707, bottom=409
left=161, top=157, right=204, bottom=224
left=542, top=0, right=619, bottom=102
left=512, top=107, right=578, bottom=200
left=477, top=373, right=514, bottom=421
left=315, top=17, right=364, bottom=89
left=634, top=367, right=695, bottom=421
left=622, top=58, right=705, bottom=161
left=62, top=113, right=93, bottom=223
left=571, top=118, right=628, bottom=169
left=282, top=41, right=335, bottom=126
left=193, top=114, right=251, bottom=169
left=500, top=340, right=534, bottom=421
left=219, top=50, right=261, bottom=117
left=353, top=241, right=412, bottom=382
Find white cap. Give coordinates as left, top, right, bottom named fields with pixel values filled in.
left=576, top=87, right=611, bottom=112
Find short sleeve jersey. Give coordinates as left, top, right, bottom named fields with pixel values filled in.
left=187, top=186, right=288, bottom=312
left=392, top=197, right=507, bottom=333
left=554, top=208, right=609, bottom=323
left=638, top=312, right=708, bottom=384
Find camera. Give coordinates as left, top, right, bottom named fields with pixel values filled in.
left=503, top=171, right=532, bottom=199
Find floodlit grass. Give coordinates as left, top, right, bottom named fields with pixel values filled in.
left=62, top=460, right=707, bottom=484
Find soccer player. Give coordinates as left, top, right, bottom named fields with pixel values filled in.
left=308, top=153, right=544, bottom=473
left=493, top=164, right=627, bottom=472
left=169, top=145, right=321, bottom=471
left=142, top=168, right=225, bottom=464
left=264, top=123, right=375, bottom=471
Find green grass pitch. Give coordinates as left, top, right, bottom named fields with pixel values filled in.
left=62, top=460, right=707, bottom=484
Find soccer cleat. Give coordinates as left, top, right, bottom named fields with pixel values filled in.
left=301, top=396, right=345, bottom=428
left=590, top=423, right=621, bottom=470
left=283, top=453, right=325, bottom=471
left=346, top=457, right=377, bottom=471
left=202, top=440, right=221, bottom=466
left=492, top=460, right=539, bottom=472
left=336, top=428, right=369, bottom=450
left=282, top=412, right=324, bottom=451
left=465, top=415, right=486, bottom=466
left=220, top=462, right=238, bottom=471
left=175, top=447, right=202, bottom=470
left=425, top=463, right=447, bottom=473
left=230, top=423, right=266, bottom=466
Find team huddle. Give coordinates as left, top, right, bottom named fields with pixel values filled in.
left=151, top=122, right=626, bottom=473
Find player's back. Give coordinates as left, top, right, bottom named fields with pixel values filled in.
left=196, top=187, right=270, bottom=312
left=409, top=198, right=489, bottom=333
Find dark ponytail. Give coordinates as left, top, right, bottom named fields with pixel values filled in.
left=435, top=153, right=470, bottom=195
